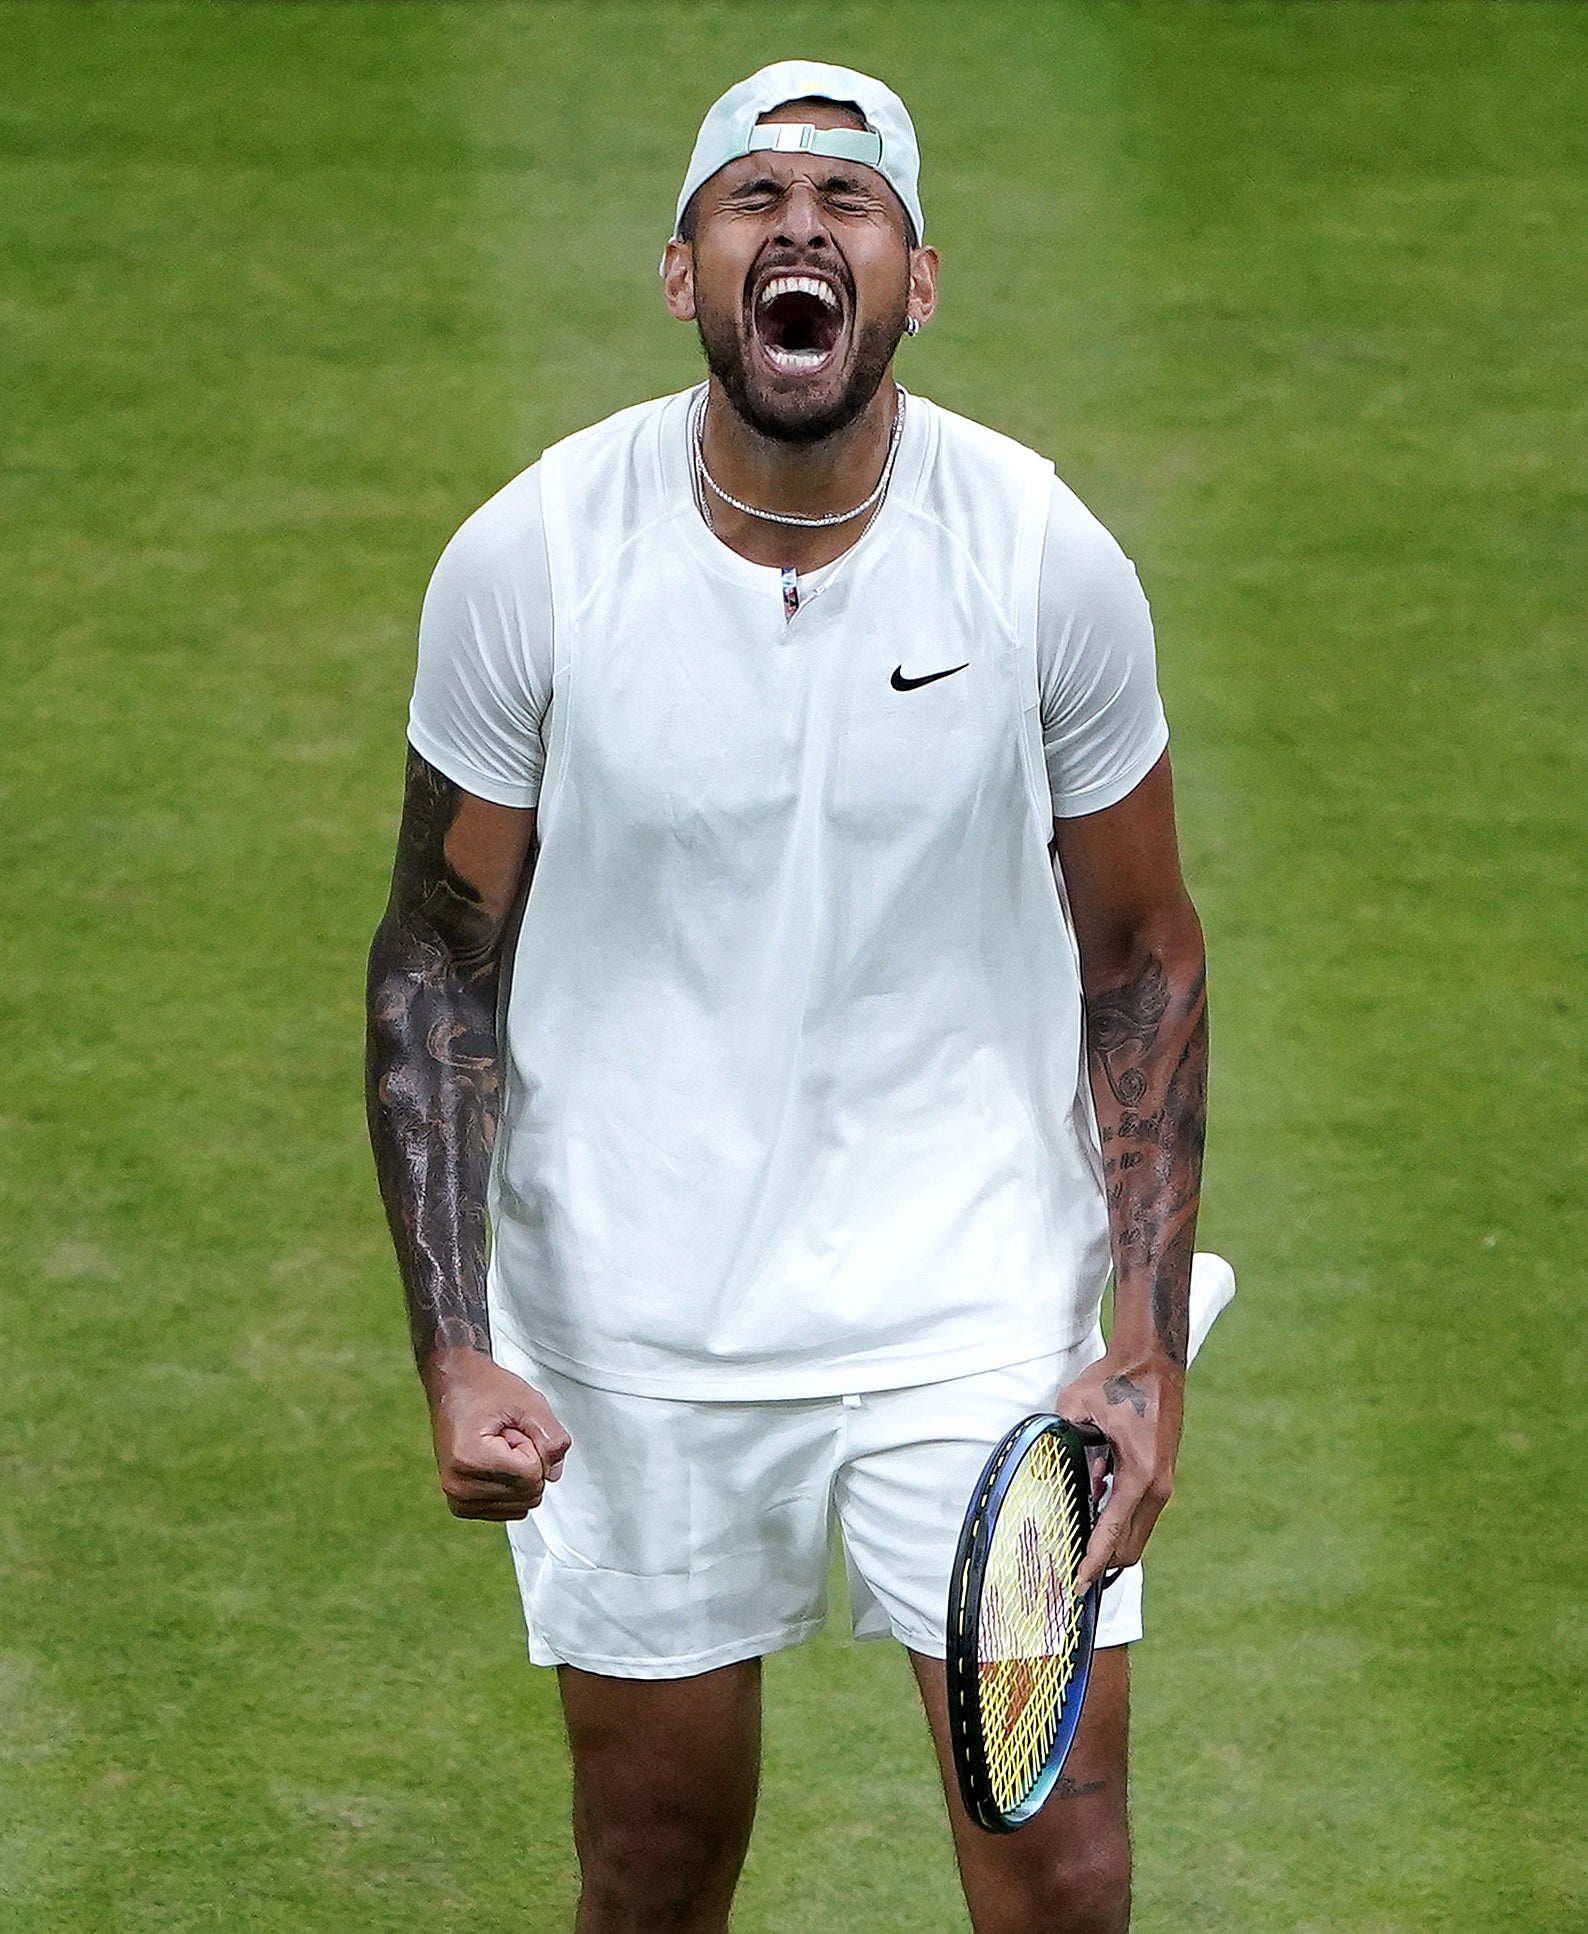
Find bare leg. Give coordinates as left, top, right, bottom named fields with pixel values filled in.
left=560, top=1659, right=762, bottom=1934
left=911, top=1645, right=1132, bottom=1934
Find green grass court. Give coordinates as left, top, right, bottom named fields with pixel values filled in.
left=3, top=3, right=1585, bottom=1927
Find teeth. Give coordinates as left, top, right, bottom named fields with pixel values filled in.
left=765, top=344, right=832, bottom=370
left=758, top=274, right=840, bottom=311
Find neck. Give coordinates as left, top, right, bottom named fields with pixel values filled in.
left=698, top=376, right=900, bottom=571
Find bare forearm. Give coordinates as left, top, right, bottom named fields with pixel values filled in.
left=1050, top=764, right=1207, bottom=1578
left=365, top=751, right=520, bottom=1371
left=367, top=927, right=574, bottom=1518
left=366, top=929, right=499, bottom=1364
left=365, top=752, right=560, bottom=1515
left=1084, top=937, right=1208, bottom=1371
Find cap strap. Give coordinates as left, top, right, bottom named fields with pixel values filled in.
left=743, top=124, right=883, bottom=167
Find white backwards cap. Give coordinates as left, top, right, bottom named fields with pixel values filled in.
left=671, top=59, right=924, bottom=247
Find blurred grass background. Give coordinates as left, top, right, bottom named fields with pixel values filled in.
left=2, top=3, right=1584, bottom=1928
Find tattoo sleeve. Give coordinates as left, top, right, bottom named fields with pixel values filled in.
left=1086, top=948, right=1208, bottom=1368
left=365, top=751, right=524, bottom=1367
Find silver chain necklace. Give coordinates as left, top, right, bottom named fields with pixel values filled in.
left=692, top=389, right=906, bottom=531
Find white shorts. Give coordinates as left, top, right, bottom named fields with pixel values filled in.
left=498, top=1335, right=1144, bottom=1680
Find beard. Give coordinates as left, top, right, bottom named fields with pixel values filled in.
left=694, top=294, right=907, bottom=446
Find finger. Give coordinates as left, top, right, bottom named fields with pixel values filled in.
left=527, top=1414, right=573, bottom=1471
left=458, top=1426, right=548, bottom=1473
left=445, top=1443, right=545, bottom=1505
left=1075, top=1476, right=1147, bottom=1594
left=509, top=1417, right=571, bottom=1477
left=447, top=1495, right=535, bottom=1522
left=452, top=1450, right=545, bottom=1494
left=444, top=1466, right=545, bottom=1513
left=1075, top=1517, right=1123, bottom=1597
left=493, top=1397, right=571, bottom=1451
left=1080, top=1468, right=1174, bottom=1589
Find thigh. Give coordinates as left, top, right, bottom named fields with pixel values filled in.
left=911, top=1645, right=1132, bottom=1934
left=561, top=1661, right=763, bottom=1932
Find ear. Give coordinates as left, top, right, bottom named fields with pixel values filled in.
left=906, top=244, right=940, bottom=333
left=661, top=238, right=697, bottom=321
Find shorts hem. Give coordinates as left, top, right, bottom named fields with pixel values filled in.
left=886, top=1623, right=948, bottom=1658
left=526, top=1616, right=825, bottom=1680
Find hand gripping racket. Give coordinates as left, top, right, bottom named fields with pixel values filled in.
left=946, top=1252, right=1235, bottom=1832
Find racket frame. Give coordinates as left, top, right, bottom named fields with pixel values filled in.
left=946, top=1413, right=1102, bottom=1833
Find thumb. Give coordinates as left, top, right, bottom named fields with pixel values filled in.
left=502, top=1415, right=572, bottom=1480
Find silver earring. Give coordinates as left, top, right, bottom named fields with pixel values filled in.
left=905, top=315, right=921, bottom=337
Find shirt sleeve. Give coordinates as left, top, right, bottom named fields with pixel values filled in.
left=406, top=464, right=553, bottom=809
left=1037, top=479, right=1170, bottom=818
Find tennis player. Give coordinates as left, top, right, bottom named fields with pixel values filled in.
left=367, top=60, right=1207, bottom=1934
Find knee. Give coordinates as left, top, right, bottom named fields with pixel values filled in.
left=980, top=1835, right=1132, bottom=1934
left=1037, top=1838, right=1132, bottom=1934
left=574, top=1804, right=742, bottom=1926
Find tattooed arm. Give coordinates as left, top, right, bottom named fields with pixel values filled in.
left=1050, top=750, right=1209, bottom=1590
left=366, top=747, right=569, bottom=1520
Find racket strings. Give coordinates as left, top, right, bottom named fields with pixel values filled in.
left=976, top=1434, right=1088, bottom=1811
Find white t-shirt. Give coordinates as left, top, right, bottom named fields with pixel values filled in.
left=409, top=387, right=1168, bottom=1398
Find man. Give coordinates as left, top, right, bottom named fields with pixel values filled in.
left=367, top=59, right=1206, bottom=1934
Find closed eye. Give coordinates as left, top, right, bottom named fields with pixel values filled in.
left=723, top=175, right=788, bottom=208
left=825, top=191, right=883, bottom=216
left=721, top=174, right=889, bottom=218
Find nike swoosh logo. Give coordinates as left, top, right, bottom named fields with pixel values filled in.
left=891, top=662, right=969, bottom=691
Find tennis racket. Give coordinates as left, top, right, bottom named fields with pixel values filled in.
left=946, top=1251, right=1235, bottom=1833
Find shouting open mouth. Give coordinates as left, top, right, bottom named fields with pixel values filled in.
left=751, top=269, right=847, bottom=375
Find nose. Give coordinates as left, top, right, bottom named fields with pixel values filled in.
left=772, top=180, right=832, bottom=253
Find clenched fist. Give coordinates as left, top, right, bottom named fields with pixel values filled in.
left=422, top=1347, right=572, bottom=1521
